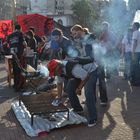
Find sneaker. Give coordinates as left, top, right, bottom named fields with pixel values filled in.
left=100, top=102, right=108, bottom=106
left=88, top=120, right=97, bottom=127
left=51, top=99, right=62, bottom=107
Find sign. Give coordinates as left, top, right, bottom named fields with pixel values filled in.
left=0, top=20, right=13, bottom=39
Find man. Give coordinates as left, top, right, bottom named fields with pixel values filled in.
left=50, top=28, right=79, bottom=102
left=99, top=21, right=117, bottom=79
left=131, top=22, right=140, bottom=86
left=47, top=58, right=98, bottom=127
left=7, top=24, right=27, bottom=91
left=71, top=24, right=108, bottom=105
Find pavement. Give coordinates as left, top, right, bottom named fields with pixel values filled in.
left=0, top=60, right=140, bottom=140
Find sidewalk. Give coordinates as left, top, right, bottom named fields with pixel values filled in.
left=0, top=61, right=140, bottom=140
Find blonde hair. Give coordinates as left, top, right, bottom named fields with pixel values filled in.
left=71, top=24, right=84, bottom=32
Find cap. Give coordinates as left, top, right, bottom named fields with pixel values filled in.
left=47, top=59, right=59, bottom=77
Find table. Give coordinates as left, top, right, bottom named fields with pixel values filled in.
left=5, top=55, right=13, bottom=86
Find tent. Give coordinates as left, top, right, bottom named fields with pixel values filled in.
left=16, top=13, right=54, bottom=37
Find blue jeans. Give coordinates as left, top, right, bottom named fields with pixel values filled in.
left=66, top=70, right=98, bottom=122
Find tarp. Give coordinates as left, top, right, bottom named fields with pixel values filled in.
left=0, top=20, right=13, bottom=39
left=16, top=13, right=54, bottom=36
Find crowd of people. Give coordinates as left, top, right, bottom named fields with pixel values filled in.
left=0, top=21, right=140, bottom=127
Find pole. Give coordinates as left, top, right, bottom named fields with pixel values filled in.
left=11, top=0, right=16, bottom=30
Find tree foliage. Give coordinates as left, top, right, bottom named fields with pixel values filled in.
left=71, top=0, right=97, bottom=29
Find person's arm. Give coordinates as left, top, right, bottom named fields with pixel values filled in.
left=76, top=74, right=90, bottom=95
left=121, top=43, right=125, bottom=58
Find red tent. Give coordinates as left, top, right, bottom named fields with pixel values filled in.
left=16, top=13, right=54, bottom=36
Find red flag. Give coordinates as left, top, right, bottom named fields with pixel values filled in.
left=0, top=20, right=13, bottom=39
left=16, top=14, right=54, bottom=36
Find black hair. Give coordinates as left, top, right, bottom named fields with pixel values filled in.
left=15, top=24, right=21, bottom=30
left=133, top=22, right=140, bottom=29
left=51, top=28, right=63, bottom=36
left=29, top=27, right=35, bottom=32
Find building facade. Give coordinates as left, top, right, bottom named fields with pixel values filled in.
left=28, top=0, right=73, bottom=26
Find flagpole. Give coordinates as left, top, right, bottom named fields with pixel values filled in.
left=11, top=0, right=16, bottom=30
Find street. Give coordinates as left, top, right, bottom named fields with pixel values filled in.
left=0, top=60, right=140, bottom=140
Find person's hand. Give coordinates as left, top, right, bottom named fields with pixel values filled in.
left=76, top=88, right=82, bottom=95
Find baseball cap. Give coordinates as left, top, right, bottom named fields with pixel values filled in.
left=47, top=59, right=59, bottom=77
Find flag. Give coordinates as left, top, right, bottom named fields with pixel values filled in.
left=0, top=20, right=13, bottom=39
left=16, top=14, right=54, bottom=36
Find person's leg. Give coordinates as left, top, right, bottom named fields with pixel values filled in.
left=84, top=70, right=97, bottom=122
left=66, top=79, right=83, bottom=111
left=57, top=82, right=63, bottom=99
left=98, top=66, right=108, bottom=103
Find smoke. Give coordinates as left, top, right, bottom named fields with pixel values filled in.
left=100, top=0, right=133, bottom=35
left=67, top=45, right=79, bottom=57
left=92, top=42, right=120, bottom=72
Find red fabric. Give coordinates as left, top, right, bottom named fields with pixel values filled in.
left=0, top=20, right=13, bottom=39
left=47, top=59, right=59, bottom=77
left=16, top=14, right=53, bottom=36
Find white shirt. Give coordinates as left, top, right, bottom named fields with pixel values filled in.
left=122, top=35, right=132, bottom=52
left=132, top=30, right=140, bottom=52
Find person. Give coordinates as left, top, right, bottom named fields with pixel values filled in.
left=50, top=28, right=80, bottom=102
left=44, top=18, right=54, bottom=39
left=7, top=24, right=27, bottom=91
left=71, top=24, right=108, bottom=105
left=29, top=27, right=42, bottom=45
left=131, top=22, right=140, bottom=86
left=47, top=58, right=98, bottom=127
left=121, top=28, right=133, bottom=80
left=99, top=21, right=117, bottom=79
left=0, top=38, right=4, bottom=60
left=26, top=30, right=38, bottom=69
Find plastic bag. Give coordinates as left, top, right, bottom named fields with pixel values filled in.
left=37, top=64, right=49, bottom=77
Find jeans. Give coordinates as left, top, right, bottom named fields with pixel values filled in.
left=66, top=70, right=98, bottom=122
left=130, top=52, right=140, bottom=84
left=124, top=52, right=131, bottom=78
left=97, top=66, right=108, bottom=103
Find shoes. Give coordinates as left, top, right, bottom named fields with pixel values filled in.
left=51, top=99, right=62, bottom=106
left=88, top=120, right=97, bottom=127
left=100, top=102, right=108, bottom=106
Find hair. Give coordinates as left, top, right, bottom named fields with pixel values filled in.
left=102, top=21, right=110, bottom=28
left=83, top=27, right=89, bottom=34
left=71, top=24, right=84, bottom=32
left=133, top=22, right=140, bottom=30
left=15, top=24, right=21, bottom=30
left=51, top=28, right=63, bottom=36
left=29, top=27, right=35, bottom=32
left=26, top=30, right=34, bottom=38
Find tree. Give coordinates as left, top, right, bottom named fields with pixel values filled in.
left=71, top=0, right=97, bottom=29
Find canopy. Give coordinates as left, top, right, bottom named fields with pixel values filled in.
left=16, top=13, right=54, bottom=36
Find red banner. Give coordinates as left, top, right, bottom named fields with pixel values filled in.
left=16, top=14, right=54, bottom=36
left=0, top=20, right=13, bottom=39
